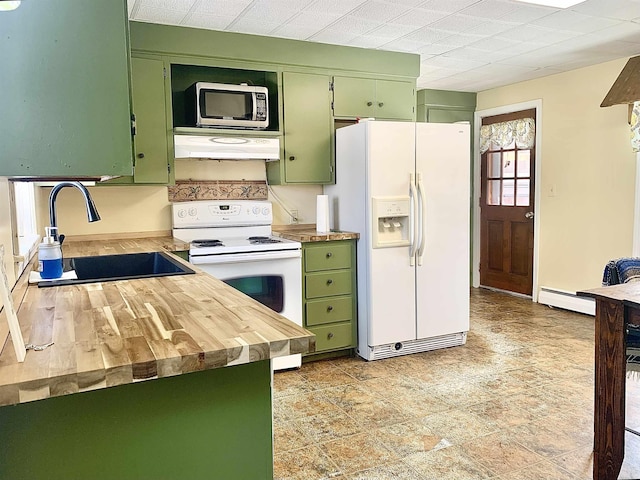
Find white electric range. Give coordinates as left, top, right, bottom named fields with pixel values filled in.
left=172, top=200, right=302, bottom=371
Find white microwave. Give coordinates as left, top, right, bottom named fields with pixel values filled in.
left=186, top=82, right=269, bottom=130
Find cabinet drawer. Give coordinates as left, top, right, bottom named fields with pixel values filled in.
left=306, top=296, right=353, bottom=327
left=304, top=243, right=351, bottom=272
left=309, top=323, right=353, bottom=352
left=306, top=270, right=352, bottom=299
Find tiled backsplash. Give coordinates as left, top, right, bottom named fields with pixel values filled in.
left=168, top=180, right=268, bottom=202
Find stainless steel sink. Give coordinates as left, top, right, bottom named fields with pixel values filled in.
left=38, top=251, right=195, bottom=288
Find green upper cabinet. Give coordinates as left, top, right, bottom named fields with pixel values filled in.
left=131, top=57, right=171, bottom=184
left=416, top=89, right=476, bottom=124
left=0, top=0, right=133, bottom=177
left=279, top=72, right=333, bottom=184
left=333, top=77, right=415, bottom=120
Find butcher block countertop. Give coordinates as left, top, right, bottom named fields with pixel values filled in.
left=273, top=224, right=359, bottom=243
left=0, top=237, right=315, bottom=407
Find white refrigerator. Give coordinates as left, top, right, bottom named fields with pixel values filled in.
left=325, top=120, right=470, bottom=361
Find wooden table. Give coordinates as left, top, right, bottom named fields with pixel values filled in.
left=578, top=283, right=640, bottom=480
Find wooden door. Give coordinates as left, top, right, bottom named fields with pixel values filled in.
left=480, top=109, right=535, bottom=295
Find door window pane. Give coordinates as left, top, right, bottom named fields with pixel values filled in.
left=516, top=179, right=530, bottom=206
left=487, top=180, right=501, bottom=205
left=503, top=151, right=515, bottom=178
left=502, top=179, right=515, bottom=206
left=487, top=153, right=501, bottom=178
left=517, top=150, right=530, bottom=178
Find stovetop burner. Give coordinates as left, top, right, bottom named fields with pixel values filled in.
left=191, top=239, right=224, bottom=247
left=248, top=236, right=282, bottom=244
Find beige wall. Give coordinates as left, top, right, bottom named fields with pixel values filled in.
left=37, top=160, right=321, bottom=238
left=477, top=57, right=636, bottom=294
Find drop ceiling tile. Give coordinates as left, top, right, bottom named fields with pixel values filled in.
left=437, top=33, right=485, bottom=47
left=418, top=0, right=479, bottom=14
left=417, top=43, right=459, bottom=55
left=133, top=6, right=188, bottom=23
left=445, top=46, right=515, bottom=62
left=385, top=0, right=426, bottom=5
left=532, top=10, right=622, bottom=33
left=227, top=17, right=283, bottom=35
left=496, top=3, right=554, bottom=23
left=427, top=14, right=489, bottom=33
left=465, top=20, right=518, bottom=36
left=348, top=35, right=391, bottom=48
left=270, top=24, right=322, bottom=39
left=423, top=55, right=487, bottom=70
left=496, top=24, right=572, bottom=43
left=128, top=0, right=137, bottom=16
left=405, top=27, right=454, bottom=43
left=391, top=8, right=448, bottom=27
left=284, top=11, right=341, bottom=28
left=459, top=0, right=519, bottom=20
left=593, top=21, right=640, bottom=41
left=192, top=0, right=253, bottom=16
left=137, top=0, right=194, bottom=11
left=240, top=3, right=303, bottom=22
left=303, top=0, right=368, bottom=15
left=380, top=38, right=427, bottom=52
left=182, top=12, right=236, bottom=30
left=312, top=15, right=380, bottom=36
left=350, top=0, right=412, bottom=22
left=308, top=30, right=360, bottom=44
left=468, top=35, right=520, bottom=51
left=368, top=22, right=421, bottom=38
left=571, top=0, right=640, bottom=21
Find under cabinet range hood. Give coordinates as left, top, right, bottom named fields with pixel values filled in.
left=174, top=135, right=280, bottom=161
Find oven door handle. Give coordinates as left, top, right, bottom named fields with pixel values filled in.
left=190, top=249, right=301, bottom=265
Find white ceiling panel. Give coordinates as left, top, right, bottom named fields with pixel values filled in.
left=349, top=1, right=412, bottom=22
left=134, top=6, right=188, bottom=24
left=128, top=0, right=640, bottom=92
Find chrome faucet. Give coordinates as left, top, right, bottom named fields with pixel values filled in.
left=48, top=181, right=101, bottom=244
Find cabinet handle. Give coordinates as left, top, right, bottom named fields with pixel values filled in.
left=326, top=279, right=333, bottom=285
left=326, top=252, right=333, bottom=258
left=367, top=101, right=373, bottom=107
left=137, top=153, right=145, bottom=159
left=289, top=156, right=295, bottom=161
left=378, top=102, right=384, bottom=107
left=327, top=305, right=333, bottom=312
left=328, top=332, right=334, bottom=339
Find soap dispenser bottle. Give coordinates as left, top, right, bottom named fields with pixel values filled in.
left=39, top=227, right=63, bottom=279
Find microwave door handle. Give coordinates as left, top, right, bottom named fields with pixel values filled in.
left=252, top=92, right=258, bottom=122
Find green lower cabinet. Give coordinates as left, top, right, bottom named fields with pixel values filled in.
left=302, top=240, right=357, bottom=359
left=0, top=361, right=273, bottom=480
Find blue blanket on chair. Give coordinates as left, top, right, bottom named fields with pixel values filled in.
left=602, top=258, right=640, bottom=286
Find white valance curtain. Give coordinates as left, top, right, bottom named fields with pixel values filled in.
left=479, top=117, right=535, bottom=154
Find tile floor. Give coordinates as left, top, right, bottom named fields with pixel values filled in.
left=272, top=288, right=640, bottom=480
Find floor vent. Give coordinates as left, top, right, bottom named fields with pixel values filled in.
left=366, top=332, right=467, bottom=361
left=538, top=286, right=595, bottom=316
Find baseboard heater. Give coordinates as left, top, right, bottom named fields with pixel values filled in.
left=538, top=286, right=595, bottom=316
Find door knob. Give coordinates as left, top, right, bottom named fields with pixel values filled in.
left=525, top=211, right=534, bottom=219
left=367, top=101, right=373, bottom=106
left=326, top=279, right=333, bottom=285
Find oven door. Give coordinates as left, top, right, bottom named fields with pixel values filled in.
left=191, top=250, right=302, bottom=370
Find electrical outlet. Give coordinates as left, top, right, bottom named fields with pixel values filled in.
left=290, top=210, right=299, bottom=224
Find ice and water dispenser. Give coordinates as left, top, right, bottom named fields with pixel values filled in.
left=371, top=196, right=411, bottom=248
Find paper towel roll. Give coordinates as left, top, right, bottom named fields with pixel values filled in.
left=316, top=195, right=330, bottom=233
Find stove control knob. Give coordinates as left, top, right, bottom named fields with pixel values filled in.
left=262, top=207, right=270, bottom=216
left=252, top=206, right=260, bottom=215
left=177, top=209, right=186, bottom=218
left=188, top=208, right=197, bottom=216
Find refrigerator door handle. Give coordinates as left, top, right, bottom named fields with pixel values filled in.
left=417, top=172, right=427, bottom=266
left=409, top=173, right=418, bottom=266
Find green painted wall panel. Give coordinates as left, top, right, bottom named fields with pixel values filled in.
left=130, top=22, right=419, bottom=78
left=0, top=0, right=133, bottom=177
left=0, top=361, right=273, bottom=480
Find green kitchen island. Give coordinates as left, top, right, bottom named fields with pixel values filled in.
left=0, top=238, right=315, bottom=480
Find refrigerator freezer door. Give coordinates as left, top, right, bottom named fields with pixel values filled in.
left=366, top=121, right=417, bottom=347
left=415, top=123, right=470, bottom=340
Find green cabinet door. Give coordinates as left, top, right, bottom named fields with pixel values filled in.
left=333, top=76, right=415, bottom=120
left=332, top=76, right=376, bottom=118
left=375, top=79, right=415, bottom=120
left=0, top=0, right=133, bottom=177
left=282, top=72, right=333, bottom=183
left=131, top=57, right=170, bottom=184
